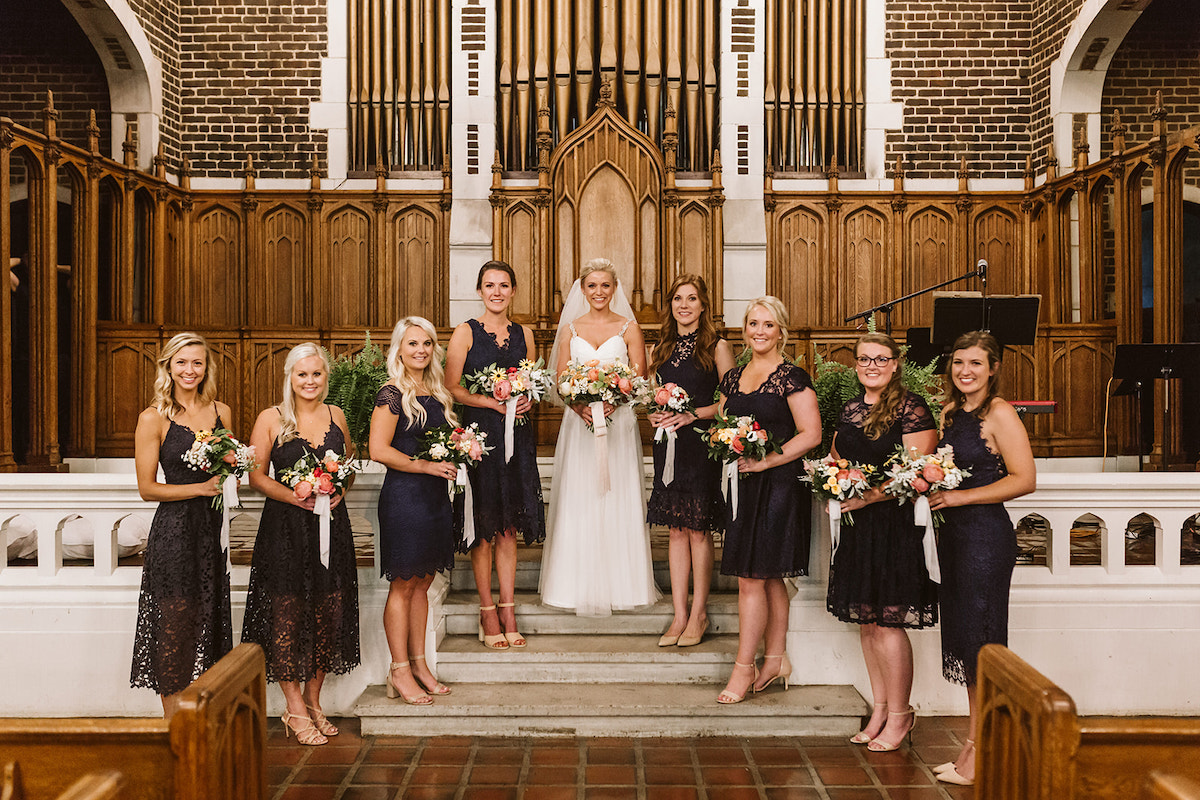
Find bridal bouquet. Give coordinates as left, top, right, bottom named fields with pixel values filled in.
left=703, top=412, right=782, bottom=466
left=180, top=428, right=257, bottom=510
left=279, top=449, right=356, bottom=568
left=881, top=444, right=970, bottom=526
left=558, top=359, right=650, bottom=431
left=415, top=423, right=492, bottom=494
left=800, top=455, right=878, bottom=526
left=465, top=357, right=555, bottom=462
left=645, top=381, right=696, bottom=486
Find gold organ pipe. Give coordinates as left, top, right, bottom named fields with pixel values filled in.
left=574, top=0, right=594, bottom=125
left=499, top=0, right=513, bottom=166
left=643, top=0, right=662, bottom=142
left=852, top=0, right=865, bottom=169
left=621, top=0, right=641, bottom=127
left=407, top=0, right=422, bottom=163
left=780, top=0, right=795, bottom=165
left=383, top=0, right=395, bottom=167
left=684, top=0, right=700, bottom=169
left=438, top=0, right=450, bottom=165
left=598, top=0, right=617, bottom=83
left=349, top=0, right=361, bottom=168
left=422, top=0, right=436, bottom=166
left=763, top=0, right=777, bottom=166
left=703, top=0, right=717, bottom=169
left=396, top=0, right=409, bottom=166
left=535, top=0, right=551, bottom=121
left=553, top=0, right=572, bottom=137
left=817, top=0, right=830, bottom=165
left=516, top=0, right=532, bottom=168
left=804, top=0, right=818, bottom=166
left=665, top=0, right=682, bottom=166
left=829, top=0, right=843, bottom=167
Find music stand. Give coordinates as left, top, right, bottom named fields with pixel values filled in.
left=1112, top=343, right=1200, bottom=471
left=931, top=294, right=1041, bottom=348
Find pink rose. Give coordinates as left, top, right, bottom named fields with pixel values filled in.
left=493, top=379, right=512, bottom=401
left=317, top=474, right=335, bottom=494
left=847, top=469, right=864, bottom=482
left=293, top=480, right=313, bottom=500
left=912, top=476, right=930, bottom=493
left=653, top=387, right=671, bottom=406
left=469, top=442, right=483, bottom=460
left=222, top=451, right=238, bottom=466
left=836, top=469, right=850, bottom=481
left=921, top=463, right=945, bottom=483
left=587, top=368, right=600, bottom=381
left=617, top=377, right=633, bottom=394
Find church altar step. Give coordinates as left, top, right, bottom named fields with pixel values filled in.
left=355, top=681, right=867, bottom=737
left=448, top=552, right=740, bottom=593
left=441, top=591, right=740, bottom=637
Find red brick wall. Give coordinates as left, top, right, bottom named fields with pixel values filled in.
left=1100, top=0, right=1200, bottom=155
left=1028, top=0, right=1085, bottom=171
left=0, top=0, right=111, bottom=150
left=129, top=0, right=183, bottom=169
left=175, top=0, right=327, bottom=179
left=884, top=1, right=1038, bottom=180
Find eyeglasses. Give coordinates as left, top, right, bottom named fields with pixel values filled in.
left=855, top=355, right=895, bottom=367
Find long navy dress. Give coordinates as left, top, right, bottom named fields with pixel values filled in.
left=241, top=412, right=360, bottom=683
left=454, top=318, right=545, bottom=548
left=937, top=406, right=1018, bottom=685
left=376, top=385, right=457, bottom=580
left=646, top=331, right=725, bottom=533
left=826, top=392, right=938, bottom=628
left=718, top=362, right=814, bottom=579
left=131, top=417, right=233, bottom=695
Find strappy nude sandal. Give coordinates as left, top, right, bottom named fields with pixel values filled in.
left=386, top=661, right=433, bottom=705
left=498, top=601, right=526, bottom=647
left=411, top=654, right=451, bottom=695
left=281, top=711, right=328, bottom=746
left=478, top=605, right=509, bottom=649
left=305, top=704, right=338, bottom=736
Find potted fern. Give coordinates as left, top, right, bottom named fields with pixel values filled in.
left=327, top=334, right=389, bottom=461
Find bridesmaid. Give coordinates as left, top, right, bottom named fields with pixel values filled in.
left=646, top=274, right=734, bottom=647
left=370, top=316, right=459, bottom=705
left=444, top=261, right=545, bottom=650
left=714, top=297, right=822, bottom=704
left=827, top=332, right=938, bottom=752
left=929, top=331, right=1035, bottom=786
left=130, top=332, right=232, bottom=718
left=242, top=343, right=361, bottom=746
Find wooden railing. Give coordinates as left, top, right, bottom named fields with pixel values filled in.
left=2, top=764, right=125, bottom=800
left=0, top=644, right=267, bottom=800
left=1144, top=773, right=1200, bottom=800
left=976, top=644, right=1200, bottom=800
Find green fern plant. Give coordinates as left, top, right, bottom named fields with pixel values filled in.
left=327, top=333, right=389, bottom=459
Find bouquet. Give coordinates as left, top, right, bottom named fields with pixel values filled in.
left=180, top=428, right=257, bottom=510
left=799, top=455, right=878, bottom=526
left=704, top=412, right=782, bottom=518
left=645, top=380, right=696, bottom=486
left=415, top=423, right=492, bottom=494
left=704, top=412, right=781, bottom=466
left=279, top=449, right=356, bottom=568
left=557, top=359, right=650, bottom=431
left=881, top=444, right=970, bottom=527
left=465, top=357, right=555, bottom=461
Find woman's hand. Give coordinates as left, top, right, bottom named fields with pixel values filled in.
left=423, top=460, right=460, bottom=480
left=841, top=486, right=885, bottom=512
left=293, top=493, right=318, bottom=511
left=648, top=409, right=670, bottom=427
left=737, top=456, right=767, bottom=474
left=927, top=489, right=963, bottom=511
left=195, top=475, right=222, bottom=499
left=576, top=402, right=615, bottom=426
left=659, top=411, right=695, bottom=433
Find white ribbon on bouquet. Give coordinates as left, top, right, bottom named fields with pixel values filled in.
left=313, top=493, right=331, bottom=568
left=590, top=400, right=611, bottom=494
left=721, top=460, right=739, bottom=519
left=504, top=397, right=519, bottom=462
left=654, top=425, right=679, bottom=485
left=827, top=498, right=843, bottom=566
left=913, top=494, right=941, bottom=583
left=218, top=475, right=239, bottom=573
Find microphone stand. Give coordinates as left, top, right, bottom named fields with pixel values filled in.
left=845, top=263, right=988, bottom=335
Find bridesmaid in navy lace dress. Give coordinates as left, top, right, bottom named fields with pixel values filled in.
left=827, top=333, right=938, bottom=752
left=370, top=316, right=460, bottom=706
left=242, top=343, right=360, bottom=746
left=131, top=332, right=231, bottom=718
left=928, top=331, right=1035, bottom=786
left=715, top=298, right=822, bottom=704
left=444, top=261, right=545, bottom=650
left=646, top=274, right=734, bottom=648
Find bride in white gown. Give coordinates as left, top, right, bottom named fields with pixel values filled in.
left=539, top=259, right=662, bottom=616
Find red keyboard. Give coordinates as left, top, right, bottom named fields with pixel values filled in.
left=1010, top=400, right=1056, bottom=414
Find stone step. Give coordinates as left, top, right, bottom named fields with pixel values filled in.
left=435, top=633, right=739, bottom=684
left=442, top=591, right=740, bottom=637
left=355, top=681, right=867, bottom=737
left=448, top=552, right=739, bottom=593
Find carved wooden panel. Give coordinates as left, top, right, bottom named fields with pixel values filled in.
left=394, top=206, right=442, bottom=325
left=328, top=206, right=372, bottom=328
left=1044, top=327, right=1115, bottom=455
left=776, top=205, right=824, bottom=327
left=502, top=201, right=537, bottom=322
left=906, top=206, right=955, bottom=327
left=256, top=205, right=309, bottom=327
left=974, top=206, right=1021, bottom=296
left=245, top=338, right=298, bottom=427
left=843, top=206, right=888, bottom=327
left=164, top=202, right=183, bottom=324
left=194, top=206, right=243, bottom=327
left=678, top=202, right=710, bottom=288
left=94, top=334, right=158, bottom=456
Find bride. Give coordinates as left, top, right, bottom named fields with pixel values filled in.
left=539, top=259, right=662, bottom=616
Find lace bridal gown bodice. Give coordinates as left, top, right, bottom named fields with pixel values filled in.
left=539, top=323, right=661, bottom=616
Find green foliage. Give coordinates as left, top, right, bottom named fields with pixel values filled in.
left=327, top=333, right=389, bottom=459
left=809, top=350, right=944, bottom=458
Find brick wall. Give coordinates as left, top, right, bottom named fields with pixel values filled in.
left=1100, top=0, right=1200, bottom=156
left=1028, top=0, right=1085, bottom=171
left=176, top=0, right=327, bottom=179
left=0, top=0, right=111, bottom=151
left=129, top=0, right=183, bottom=169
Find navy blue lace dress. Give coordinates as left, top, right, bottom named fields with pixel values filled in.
left=376, top=386, right=457, bottom=580
left=646, top=332, right=724, bottom=533
left=718, top=362, right=815, bottom=578
left=826, top=393, right=938, bottom=628
left=937, top=406, right=1018, bottom=685
left=241, top=412, right=361, bottom=683
left=131, top=417, right=233, bottom=695
left=454, top=319, right=545, bottom=548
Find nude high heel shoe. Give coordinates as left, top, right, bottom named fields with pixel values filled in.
left=281, top=711, right=327, bottom=746
left=868, top=707, right=916, bottom=752
left=754, top=653, right=791, bottom=692
left=851, top=702, right=887, bottom=745
left=716, top=661, right=759, bottom=705
left=478, top=604, right=509, bottom=649
left=411, top=654, right=451, bottom=695
left=498, top=601, right=526, bottom=647
left=386, top=661, right=433, bottom=705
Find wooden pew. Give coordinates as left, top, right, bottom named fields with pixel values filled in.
left=0, top=644, right=267, bottom=800
left=1144, top=773, right=1200, bottom=800
left=976, top=644, right=1200, bottom=800
left=3, top=762, right=125, bottom=800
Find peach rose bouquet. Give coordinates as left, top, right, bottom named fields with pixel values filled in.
left=180, top=428, right=257, bottom=510
left=416, top=423, right=492, bottom=494
left=279, top=449, right=356, bottom=567
left=881, top=444, right=970, bottom=527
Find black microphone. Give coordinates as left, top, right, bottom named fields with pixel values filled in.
left=977, top=258, right=988, bottom=281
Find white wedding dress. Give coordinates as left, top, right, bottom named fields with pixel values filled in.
left=539, top=324, right=661, bottom=616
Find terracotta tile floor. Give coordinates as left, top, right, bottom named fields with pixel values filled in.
left=268, top=716, right=977, bottom=800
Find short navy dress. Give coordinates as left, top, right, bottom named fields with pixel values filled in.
left=375, top=385, right=457, bottom=580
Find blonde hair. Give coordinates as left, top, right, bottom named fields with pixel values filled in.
left=276, top=342, right=331, bottom=444
left=579, top=258, right=617, bottom=284
left=743, top=296, right=790, bottom=353
left=386, top=316, right=457, bottom=429
left=152, top=332, right=217, bottom=420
